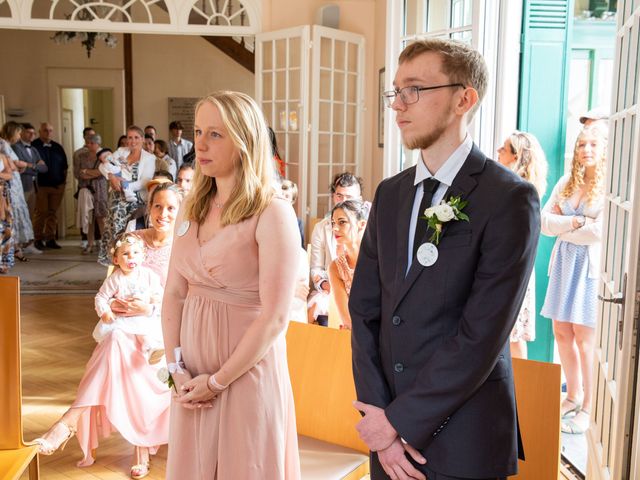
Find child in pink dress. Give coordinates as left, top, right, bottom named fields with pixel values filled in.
left=92, top=232, right=164, bottom=358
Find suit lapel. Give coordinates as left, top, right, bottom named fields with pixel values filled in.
left=392, top=167, right=417, bottom=296
left=392, top=145, right=487, bottom=312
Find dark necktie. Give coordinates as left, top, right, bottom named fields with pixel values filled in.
left=413, top=177, right=440, bottom=258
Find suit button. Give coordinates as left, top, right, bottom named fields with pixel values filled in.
left=394, top=363, right=404, bottom=373
left=392, top=316, right=401, bottom=326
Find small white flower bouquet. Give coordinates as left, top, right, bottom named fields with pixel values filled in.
left=422, top=195, right=469, bottom=245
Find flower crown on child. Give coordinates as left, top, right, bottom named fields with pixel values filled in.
left=110, top=232, right=145, bottom=256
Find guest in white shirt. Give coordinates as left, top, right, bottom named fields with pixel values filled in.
left=167, top=121, right=193, bottom=169
left=308, top=172, right=364, bottom=326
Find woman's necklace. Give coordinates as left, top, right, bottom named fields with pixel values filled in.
left=213, top=195, right=225, bottom=209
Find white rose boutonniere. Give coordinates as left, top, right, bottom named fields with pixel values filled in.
left=421, top=195, right=469, bottom=245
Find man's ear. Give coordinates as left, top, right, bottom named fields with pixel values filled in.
left=454, top=87, right=479, bottom=116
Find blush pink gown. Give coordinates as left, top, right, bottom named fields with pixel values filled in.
left=163, top=210, right=300, bottom=479
left=71, top=238, right=172, bottom=467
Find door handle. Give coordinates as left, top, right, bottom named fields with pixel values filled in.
left=598, top=293, right=624, bottom=305
left=598, top=274, right=627, bottom=349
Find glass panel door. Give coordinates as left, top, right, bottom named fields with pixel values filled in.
left=587, top=2, right=640, bottom=479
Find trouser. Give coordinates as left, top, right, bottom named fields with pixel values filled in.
left=24, top=188, right=36, bottom=223
left=34, top=184, right=65, bottom=241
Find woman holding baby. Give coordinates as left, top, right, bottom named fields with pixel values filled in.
left=98, top=125, right=156, bottom=266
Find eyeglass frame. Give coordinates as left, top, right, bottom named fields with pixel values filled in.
left=382, top=83, right=465, bottom=108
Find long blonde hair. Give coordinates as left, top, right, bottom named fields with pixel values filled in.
left=508, top=131, right=548, bottom=198
left=183, top=91, right=274, bottom=226
left=560, top=124, right=608, bottom=205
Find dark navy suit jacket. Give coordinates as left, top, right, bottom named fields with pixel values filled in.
left=350, top=145, right=540, bottom=479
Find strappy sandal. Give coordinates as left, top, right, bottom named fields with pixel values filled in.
left=34, top=421, right=76, bottom=455
left=562, top=409, right=590, bottom=434
left=130, top=446, right=150, bottom=479
left=561, top=397, right=582, bottom=418
left=15, top=253, right=29, bottom=262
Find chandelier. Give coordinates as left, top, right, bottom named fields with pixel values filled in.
left=51, top=31, right=118, bottom=58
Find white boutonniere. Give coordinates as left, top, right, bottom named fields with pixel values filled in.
left=422, top=196, right=469, bottom=246
left=157, top=367, right=176, bottom=392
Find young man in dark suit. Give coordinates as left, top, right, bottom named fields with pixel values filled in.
left=350, top=38, right=540, bottom=480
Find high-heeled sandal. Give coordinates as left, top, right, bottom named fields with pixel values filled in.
left=130, top=446, right=150, bottom=479
left=15, top=253, right=29, bottom=262
left=561, top=397, right=582, bottom=419
left=34, top=421, right=76, bottom=455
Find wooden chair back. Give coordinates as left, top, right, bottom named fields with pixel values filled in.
left=0, top=276, right=26, bottom=450
left=512, top=358, right=561, bottom=479
left=286, top=322, right=368, bottom=454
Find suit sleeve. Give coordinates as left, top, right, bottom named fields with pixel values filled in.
left=384, top=181, right=541, bottom=449
left=350, top=182, right=393, bottom=408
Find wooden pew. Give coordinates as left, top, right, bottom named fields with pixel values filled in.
left=286, top=322, right=369, bottom=480
left=0, top=277, right=39, bottom=480
left=512, top=358, right=561, bottom=479
left=286, top=322, right=560, bottom=479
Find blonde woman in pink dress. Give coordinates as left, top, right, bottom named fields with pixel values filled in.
left=162, top=91, right=301, bottom=479
left=328, top=200, right=369, bottom=330
left=34, top=183, right=183, bottom=479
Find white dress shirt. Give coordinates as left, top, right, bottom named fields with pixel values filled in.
left=406, top=134, right=473, bottom=273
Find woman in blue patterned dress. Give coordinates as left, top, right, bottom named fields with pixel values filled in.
left=0, top=121, right=36, bottom=261
left=541, top=123, right=607, bottom=434
left=0, top=152, right=14, bottom=273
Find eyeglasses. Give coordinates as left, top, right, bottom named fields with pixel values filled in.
left=382, top=84, right=465, bottom=107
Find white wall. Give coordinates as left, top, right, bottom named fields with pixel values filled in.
left=0, top=29, right=254, bottom=148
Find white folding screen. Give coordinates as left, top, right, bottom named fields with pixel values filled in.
left=256, top=25, right=365, bottom=221
left=255, top=26, right=311, bottom=216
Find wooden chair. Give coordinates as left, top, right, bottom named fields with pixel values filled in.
left=286, top=322, right=369, bottom=480
left=512, top=358, right=561, bottom=479
left=0, top=277, right=39, bottom=480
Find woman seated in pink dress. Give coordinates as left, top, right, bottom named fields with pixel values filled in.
left=162, top=91, right=301, bottom=479
left=328, top=199, right=369, bottom=330
left=34, top=182, right=183, bottom=479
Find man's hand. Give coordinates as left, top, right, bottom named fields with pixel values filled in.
left=377, top=438, right=427, bottom=480
left=353, top=400, right=397, bottom=451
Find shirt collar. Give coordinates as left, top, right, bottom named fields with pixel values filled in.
left=413, top=134, right=473, bottom=187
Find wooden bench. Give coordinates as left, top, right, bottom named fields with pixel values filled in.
left=286, top=322, right=369, bottom=480
left=0, top=277, right=39, bottom=480
left=286, top=322, right=561, bottom=479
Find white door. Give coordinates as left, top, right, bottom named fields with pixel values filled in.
left=255, top=26, right=311, bottom=218
left=308, top=25, right=365, bottom=219
left=586, top=2, right=640, bottom=479
left=61, top=109, right=76, bottom=236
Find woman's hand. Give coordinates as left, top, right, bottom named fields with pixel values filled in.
left=175, top=374, right=220, bottom=408
left=295, top=279, right=310, bottom=301
left=108, top=174, right=123, bottom=191
left=551, top=203, right=562, bottom=215
left=171, top=370, right=200, bottom=408
left=111, top=298, right=151, bottom=316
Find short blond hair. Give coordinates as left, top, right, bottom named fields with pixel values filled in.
left=183, top=91, right=274, bottom=226
left=399, top=38, right=488, bottom=119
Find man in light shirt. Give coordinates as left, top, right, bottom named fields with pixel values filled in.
left=167, top=121, right=193, bottom=169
